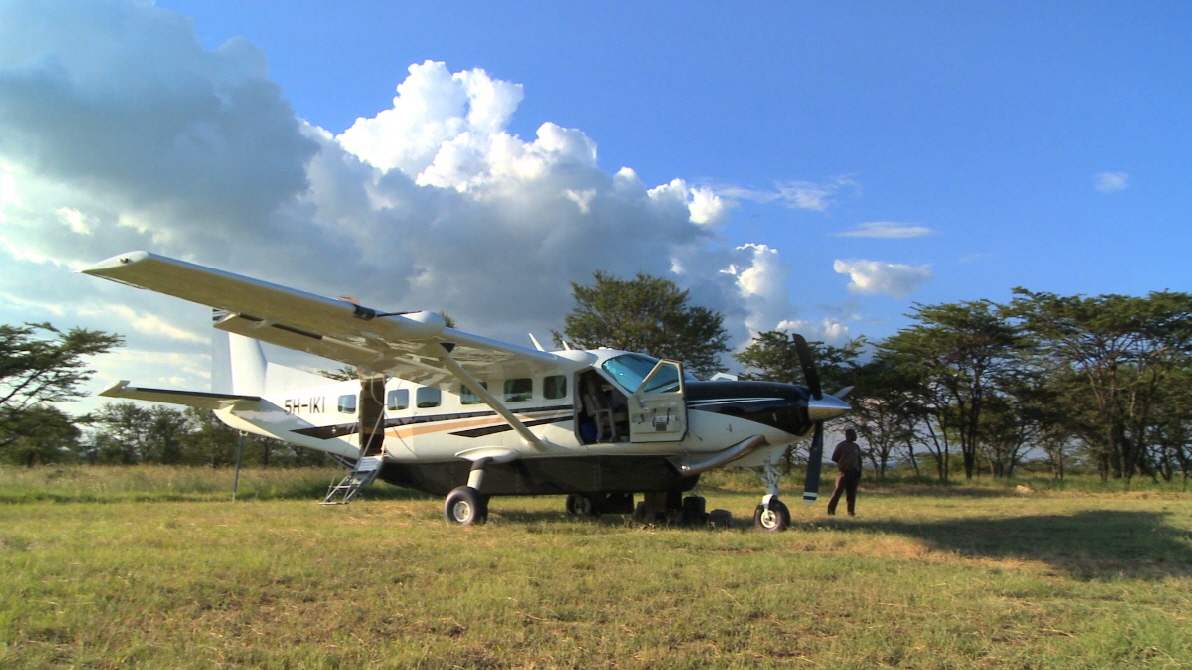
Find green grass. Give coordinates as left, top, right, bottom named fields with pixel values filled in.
left=1, top=467, right=1190, bottom=668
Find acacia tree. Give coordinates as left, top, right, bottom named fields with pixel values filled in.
left=1, top=322, right=122, bottom=458
left=846, top=357, right=920, bottom=478
left=553, top=271, right=730, bottom=379
left=735, top=331, right=865, bottom=393
left=1009, top=289, right=1192, bottom=480
left=878, top=301, right=1025, bottom=480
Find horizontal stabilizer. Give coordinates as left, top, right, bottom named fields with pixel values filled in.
left=99, top=380, right=263, bottom=410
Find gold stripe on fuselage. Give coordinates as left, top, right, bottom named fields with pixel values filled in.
left=384, top=411, right=570, bottom=439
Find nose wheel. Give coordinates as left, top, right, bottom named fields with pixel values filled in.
left=751, top=465, right=792, bottom=532
left=753, top=497, right=790, bottom=532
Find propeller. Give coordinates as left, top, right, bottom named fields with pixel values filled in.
left=792, top=334, right=825, bottom=504
left=792, top=333, right=822, bottom=401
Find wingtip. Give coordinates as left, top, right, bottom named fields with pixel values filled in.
left=79, top=251, right=151, bottom=276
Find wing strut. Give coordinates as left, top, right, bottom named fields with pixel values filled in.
left=432, top=343, right=549, bottom=452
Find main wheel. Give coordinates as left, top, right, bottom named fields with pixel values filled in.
left=565, top=494, right=596, bottom=516
left=444, top=486, right=488, bottom=525
left=753, top=499, right=790, bottom=532
left=632, top=500, right=651, bottom=524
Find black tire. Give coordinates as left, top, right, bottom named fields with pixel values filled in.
left=753, top=499, right=790, bottom=532
left=682, top=495, right=708, bottom=526
left=603, top=493, right=635, bottom=515
left=566, top=494, right=600, bottom=517
left=444, top=486, right=488, bottom=525
left=632, top=500, right=650, bottom=524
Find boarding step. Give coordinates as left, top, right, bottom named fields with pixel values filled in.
left=320, top=455, right=383, bottom=505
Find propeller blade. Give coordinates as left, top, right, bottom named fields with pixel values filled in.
left=791, top=333, right=822, bottom=401
left=803, top=421, right=824, bottom=504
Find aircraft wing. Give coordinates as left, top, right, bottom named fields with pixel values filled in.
left=82, top=251, right=594, bottom=386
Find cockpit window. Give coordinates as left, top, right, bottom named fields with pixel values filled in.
left=600, top=354, right=661, bottom=392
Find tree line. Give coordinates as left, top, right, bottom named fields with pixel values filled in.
left=737, top=289, right=1192, bottom=483
left=3, top=278, right=1190, bottom=483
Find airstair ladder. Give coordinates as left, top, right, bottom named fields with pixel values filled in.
left=320, top=455, right=383, bottom=505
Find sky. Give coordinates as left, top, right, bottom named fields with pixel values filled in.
left=1, top=0, right=1189, bottom=414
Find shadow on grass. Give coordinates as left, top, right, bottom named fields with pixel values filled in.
left=826, top=510, right=1192, bottom=579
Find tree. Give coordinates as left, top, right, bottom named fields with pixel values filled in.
left=0, top=323, right=123, bottom=454
left=1009, top=289, right=1192, bottom=480
left=181, top=406, right=243, bottom=468
left=87, top=402, right=153, bottom=464
left=735, top=331, right=865, bottom=394
left=553, top=271, right=730, bottom=379
left=878, top=301, right=1026, bottom=480
left=846, top=357, right=919, bottom=478
left=1, top=405, right=80, bottom=466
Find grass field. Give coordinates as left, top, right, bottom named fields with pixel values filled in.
left=1, top=466, right=1190, bottom=669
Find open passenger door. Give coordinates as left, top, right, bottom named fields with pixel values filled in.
left=628, top=360, right=688, bottom=443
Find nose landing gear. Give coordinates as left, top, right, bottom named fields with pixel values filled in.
left=751, top=465, right=791, bottom=532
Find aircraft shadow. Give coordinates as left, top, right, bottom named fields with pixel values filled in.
left=813, top=510, right=1192, bottom=580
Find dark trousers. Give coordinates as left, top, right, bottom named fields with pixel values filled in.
left=827, top=469, right=860, bottom=515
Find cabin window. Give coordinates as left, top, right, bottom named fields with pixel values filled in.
left=504, top=378, right=533, bottom=403
left=544, top=375, right=567, bottom=400
left=337, top=394, right=357, bottom=414
left=460, top=382, right=487, bottom=405
left=416, top=387, right=441, bottom=408
left=386, top=389, right=409, bottom=411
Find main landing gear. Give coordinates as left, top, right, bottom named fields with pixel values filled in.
left=565, top=492, right=708, bottom=526
left=565, top=492, right=635, bottom=517
left=751, top=464, right=791, bottom=532
left=444, top=458, right=491, bottom=526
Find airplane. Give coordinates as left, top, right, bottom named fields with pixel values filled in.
left=81, top=251, right=852, bottom=530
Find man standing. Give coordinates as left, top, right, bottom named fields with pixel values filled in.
left=827, top=428, right=862, bottom=516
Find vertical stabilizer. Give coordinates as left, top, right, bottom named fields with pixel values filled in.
left=229, top=333, right=268, bottom=396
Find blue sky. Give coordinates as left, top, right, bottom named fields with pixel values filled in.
left=1, top=0, right=1189, bottom=406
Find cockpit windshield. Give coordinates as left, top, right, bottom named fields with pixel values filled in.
left=600, top=353, right=698, bottom=393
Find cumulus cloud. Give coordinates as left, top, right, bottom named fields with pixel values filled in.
left=837, top=221, right=934, bottom=239
left=1095, top=171, right=1129, bottom=192
left=0, top=0, right=819, bottom=395
left=774, top=318, right=852, bottom=345
left=833, top=259, right=931, bottom=299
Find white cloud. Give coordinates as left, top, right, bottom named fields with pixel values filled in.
left=81, top=304, right=207, bottom=344
left=833, top=259, right=931, bottom=299
left=714, top=176, right=858, bottom=212
left=721, top=244, right=792, bottom=335
left=774, top=318, right=852, bottom=345
left=1, top=0, right=830, bottom=393
left=1095, top=171, right=1129, bottom=192
left=838, top=221, right=934, bottom=239
left=775, top=176, right=858, bottom=211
